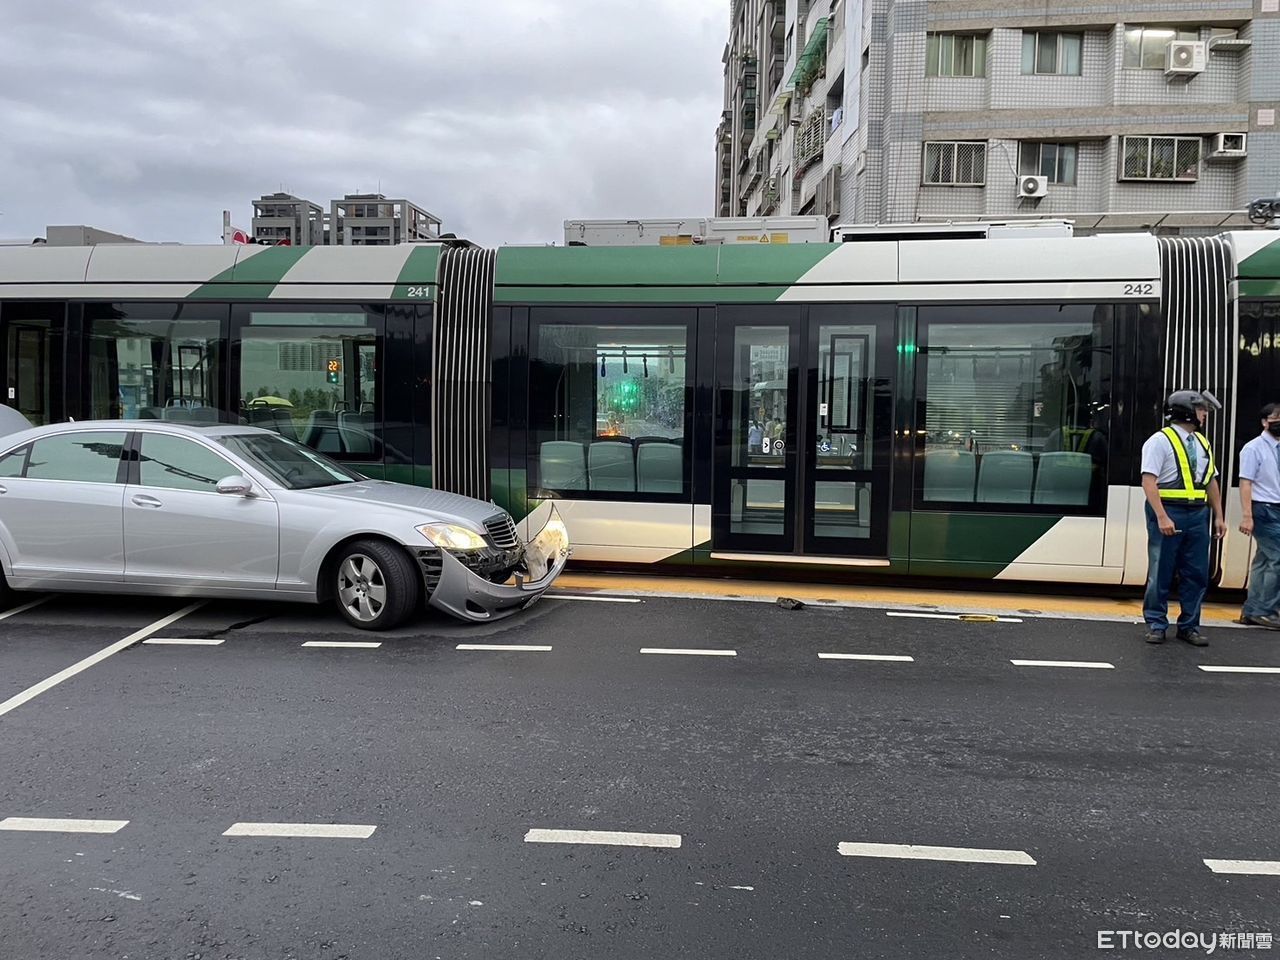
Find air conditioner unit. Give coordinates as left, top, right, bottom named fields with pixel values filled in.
left=1210, top=132, right=1247, bottom=158
left=1165, top=40, right=1207, bottom=78
left=1018, top=175, right=1048, bottom=199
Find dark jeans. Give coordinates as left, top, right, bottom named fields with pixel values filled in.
left=1143, top=501, right=1210, bottom=633
left=1243, top=502, right=1280, bottom=618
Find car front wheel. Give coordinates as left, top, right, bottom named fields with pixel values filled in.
left=333, top=540, right=420, bottom=631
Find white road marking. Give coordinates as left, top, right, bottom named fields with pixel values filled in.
left=0, top=817, right=128, bottom=834
left=0, top=596, right=51, bottom=622
left=301, top=641, right=382, bottom=649
left=143, top=637, right=225, bottom=646
left=89, top=886, right=142, bottom=901
left=728, top=885, right=755, bottom=890
left=838, top=842, right=1036, bottom=866
left=1010, top=659, right=1115, bottom=670
left=0, top=602, right=203, bottom=720
left=1203, top=858, right=1280, bottom=876
left=222, top=822, right=377, bottom=839
left=819, top=653, right=915, bottom=662
left=524, top=828, right=681, bottom=849
left=1198, top=665, right=1280, bottom=675
left=887, top=611, right=1023, bottom=624
left=548, top=594, right=642, bottom=604
left=640, top=648, right=737, bottom=657
left=456, top=644, right=552, bottom=652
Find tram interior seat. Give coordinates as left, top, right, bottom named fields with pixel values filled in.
left=1034, top=451, right=1093, bottom=505
left=589, top=438, right=635, bottom=491
left=339, top=410, right=375, bottom=454
left=540, top=441, right=587, bottom=490
left=637, top=441, right=682, bottom=493
left=247, top=406, right=299, bottom=441
left=302, top=411, right=344, bottom=454
left=923, top=449, right=976, bottom=502
left=977, top=450, right=1034, bottom=503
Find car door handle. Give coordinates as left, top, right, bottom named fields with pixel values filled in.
left=0, top=484, right=6, bottom=495
left=131, top=494, right=163, bottom=508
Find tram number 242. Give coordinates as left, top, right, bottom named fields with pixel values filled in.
left=1123, top=282, right=1155, bottom=297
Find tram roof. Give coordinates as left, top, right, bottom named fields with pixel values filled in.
left=0, top=232, right=1276, bottom=301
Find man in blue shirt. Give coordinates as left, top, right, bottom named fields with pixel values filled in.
left=1237, top=402, right=1280, bottom=629
left=1139, top=390, right=1226, bottom=646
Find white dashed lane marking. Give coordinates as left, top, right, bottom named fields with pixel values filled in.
left=819, top=653, right=915, bottom=662
left=222, top=822, right=377, bottom=839
left=838, top=842, right=1037, bottom=866
left=1198, top=665, right=1280, bottom=675
left=143, top=637, right=225, bottom=646
left=301, top=641, right=382, bottom=649
left=0, top=602, right=203, bottom=720
left=525, top=828, right=682, bottom=849
left=1203, top=859, right=1280, bottom=876
left=0, top=817, right=129, bottom=834
left=1011, top=659, right=1115, bottom=670
left=456, top=644, right=552, bottom=652
left=640, top=648, right=737, bottom=657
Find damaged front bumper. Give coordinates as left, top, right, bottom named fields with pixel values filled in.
left=427, top=507, right=571, bottom=622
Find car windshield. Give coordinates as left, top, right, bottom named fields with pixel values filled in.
left=217, top=432, right=363, bottom=489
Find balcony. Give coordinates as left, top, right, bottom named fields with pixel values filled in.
left=789, top=17, right=829, bottom=94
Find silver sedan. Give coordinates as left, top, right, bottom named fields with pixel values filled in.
left=0, top=408, right=568, bottom=629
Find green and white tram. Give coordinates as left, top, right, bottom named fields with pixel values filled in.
left=1, top=230, right=1277, bottom=588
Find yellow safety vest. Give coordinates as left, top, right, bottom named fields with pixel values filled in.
left=1158, top=426, right=1216, bottom=502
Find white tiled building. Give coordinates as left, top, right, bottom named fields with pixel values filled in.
left=717, top=0, right=1276, bottom=233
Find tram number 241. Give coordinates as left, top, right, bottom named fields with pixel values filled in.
left=1123, top=282, right=1155, bottom=297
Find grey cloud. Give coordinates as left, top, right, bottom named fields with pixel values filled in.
left=0, top=0, right=726, bottom=245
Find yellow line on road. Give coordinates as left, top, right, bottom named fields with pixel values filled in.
left=553, top=574, right=1242, bottom=625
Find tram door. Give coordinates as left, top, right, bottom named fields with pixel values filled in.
left=1, top=303, right=64, bottom=426
left=712, top=305, right=894, bottom=559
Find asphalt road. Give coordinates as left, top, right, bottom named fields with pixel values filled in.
left=0, top=590, right=1277, bottom=960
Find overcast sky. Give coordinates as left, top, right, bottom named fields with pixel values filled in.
left=0, top=0, right=727, bottom=246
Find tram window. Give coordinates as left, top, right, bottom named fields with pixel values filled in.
left=85, top=304, right=224, bottom=423
left=918, top=305, right=1112, bottom=511
left=1234, top=300, right=1280, bottom=474
left=238, top=310, right=381, bottom=460
left=529, top=321, right=691, bottom=499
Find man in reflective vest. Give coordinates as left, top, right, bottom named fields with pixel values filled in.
left=1139, top=390, right=1227, bottom=646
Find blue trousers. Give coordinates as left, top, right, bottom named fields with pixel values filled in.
left=1243, top=502, right=1280, bottom=618
left=1143, top=502, right=1210, bottom=633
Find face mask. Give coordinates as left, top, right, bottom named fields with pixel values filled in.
left=1267, top=422, right=1280, bottom=437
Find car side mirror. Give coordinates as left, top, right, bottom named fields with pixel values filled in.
left=216, top=475, right=253, bottom=497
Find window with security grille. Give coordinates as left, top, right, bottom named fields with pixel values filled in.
left=923, top=142, right=987, bottom=186
left=1120, top=136, right=1200, bottom=181
left=1021, top=32, right=1082, bottom=75
left=925, top=33, right=987, bottom=77
left=1122, top=26, right=1198, bottom=69
left=1019, top=142, right=1078, bottom=185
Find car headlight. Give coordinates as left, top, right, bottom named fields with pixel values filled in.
left=416, top=522, right=488, bottom=551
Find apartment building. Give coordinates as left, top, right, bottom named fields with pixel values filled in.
left=251, top=193, right=327, bottom=246
left=247, top=193, right=443, bottom=246
left=717, top=0, right=1277, bottom=232
left=329, top=195, right=442, bottom=246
